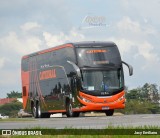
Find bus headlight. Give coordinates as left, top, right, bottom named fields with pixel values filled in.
left=80, top=96, right=92, bottom=103
left=117, top=95, right=125, bottom=102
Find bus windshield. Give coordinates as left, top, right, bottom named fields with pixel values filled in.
left=81, top=69, right=124, bottom=93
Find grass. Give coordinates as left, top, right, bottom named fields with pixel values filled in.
left=1, top=134, right=159, bottom=137
left=0, top=118, right=159, bottom=137
left=0, top=118, right=35, bottom=122
left=0, top=126, right=159, bottom=138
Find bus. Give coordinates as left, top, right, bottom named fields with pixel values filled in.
left=21, top=41, right=133, bottom=118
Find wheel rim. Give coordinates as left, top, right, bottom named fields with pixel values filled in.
left=33, top=106, right=36, bottom=117
left=37, top=105, right=41, bottom=118
left=69, top=103, right=73, bottom=116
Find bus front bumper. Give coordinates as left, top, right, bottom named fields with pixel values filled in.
left=75, top=91, right=125, bottom=112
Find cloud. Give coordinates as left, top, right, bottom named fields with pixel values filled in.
left=107, top=37, right=159, bottom=69
left=43, top=28, right=85, bottom=47
left=117, top=16, right=157, bottom=39
left=114, top=16, right=159, bottom=64
left=20, top=22, right=41, bottom=32
left=106, top=38, right=160, bottom=89
left=0, top=22, right=43, bottom=97
left=0, top=57, right=6, bottom=69
left=106, top=37, right=133, bottom=57
left=0, top=22, right=42, bottom=56
left=117, top=17, right=141, bottom=34
left=101, top=16, right=160, bottom=89
left=121, top=0, right=160, bottom=23
left=137, top=41, right=160, bottom=70
left=0, top=22, right=86, bottom=97
left=0, top=31, right=41, bottom=56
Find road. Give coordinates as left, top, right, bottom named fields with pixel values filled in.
left=0, top=114, right=160, bottom=129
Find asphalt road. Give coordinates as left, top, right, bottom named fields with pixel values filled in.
left=0, top=114, right=160, bottom=129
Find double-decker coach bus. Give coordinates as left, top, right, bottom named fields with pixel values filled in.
left=21, top=41, right=133, bottom=118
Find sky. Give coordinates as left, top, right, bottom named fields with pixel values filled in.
left=0, top=0, right=160, bottom=98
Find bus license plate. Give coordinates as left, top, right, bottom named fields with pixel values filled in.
left=102, top=106, right=109, bottom=110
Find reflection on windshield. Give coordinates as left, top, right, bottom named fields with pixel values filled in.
left=76, top=47, right=121, bottom=67
left=81, top=69, right=123, bottom=92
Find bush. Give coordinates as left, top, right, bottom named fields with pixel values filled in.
left=116, top=100, right=160, bottom=114
left=0, top=101, right=23, bottom=117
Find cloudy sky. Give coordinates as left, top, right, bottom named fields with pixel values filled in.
left=0, top=0, right=160, bottom=98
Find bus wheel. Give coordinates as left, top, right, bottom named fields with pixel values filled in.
left=37, top=102, right=41, bottom=118
left=66, top=100, right=80, bottom=117
left=66, top=101, right=73, bottom=117
left=105, top=109, right=114, bottom=116
left=32, top=101, right=41, bottom=118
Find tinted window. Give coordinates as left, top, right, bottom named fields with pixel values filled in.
left=76, top=46, right=121, bottom=67
left=55, top=47, right=76, bottom=65
left=81, top=69, right=124, bottom=95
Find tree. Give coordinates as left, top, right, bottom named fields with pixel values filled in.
left=7, top=91, right=22, bottom=98
left=126, top=89, right=138, bottom=100
left=141, top=83, right=150, bottom=101
left=150, top=84, right=159, bottom=103
left=141, top=83, right=159, bottom=103
left=126, top=87, right=141, bottom=100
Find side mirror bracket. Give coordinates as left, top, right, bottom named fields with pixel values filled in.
left=122, top=61, right=133, bottom=76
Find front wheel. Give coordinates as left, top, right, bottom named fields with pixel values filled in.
left=66, top=100, right=80, bottom=117
left=105, top=109, right=114, bottom=116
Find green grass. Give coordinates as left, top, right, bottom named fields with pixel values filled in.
left=1, top=126, right=159, bottom=138
left=3, top=135, right=160, bottom=138
left=0, top=122, right=159, bottom=137
left=0, top=118, right=35, bottom=122
left=105, top=125, right=160, bottom=129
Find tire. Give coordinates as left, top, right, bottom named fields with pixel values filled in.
left=66, top=100, right=80, bottom=117
left=32, top=101, right=41, bottom=118
left=105, top=109, right=114, bottom=116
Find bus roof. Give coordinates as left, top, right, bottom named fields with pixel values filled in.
left=73, top=41, right=116, bottom=47
left=22, top=41, right=116, bottom=59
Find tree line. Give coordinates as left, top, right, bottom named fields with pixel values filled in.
left=118, top=83, right=160, bottom=114
left=6, top=91, right=22, bottom=98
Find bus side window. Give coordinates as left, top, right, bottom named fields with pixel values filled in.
left=23, top=86, right=27, bottom=96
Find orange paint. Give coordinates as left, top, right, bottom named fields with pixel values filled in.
left=22, top=44, right=73, bottom=59
left=86, top=49, right=107, bottom=54
left=39, top=69, right=56, bottom=80
left=75, top=91, right=125, bottom=112
left=38, top=44, right=73, bottom=54
left=48, top=110, right=66, bottom=113
left=22, top=55, right=29, bottom=59
left=21, top=71, right=29, bottom=109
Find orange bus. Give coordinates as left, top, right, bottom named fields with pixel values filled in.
left=21, top=41, right=133, bottom=118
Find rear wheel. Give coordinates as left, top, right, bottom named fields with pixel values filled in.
left=66, top=100, right=80, bottom=117
left=32, top=101, right=41, bottom=118
left=105, top=109, right=114, bottom=116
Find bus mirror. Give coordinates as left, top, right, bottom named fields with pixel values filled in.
left=122, top=61, right=133, bottom=76
left=67, top=61, right=81, bottom=78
